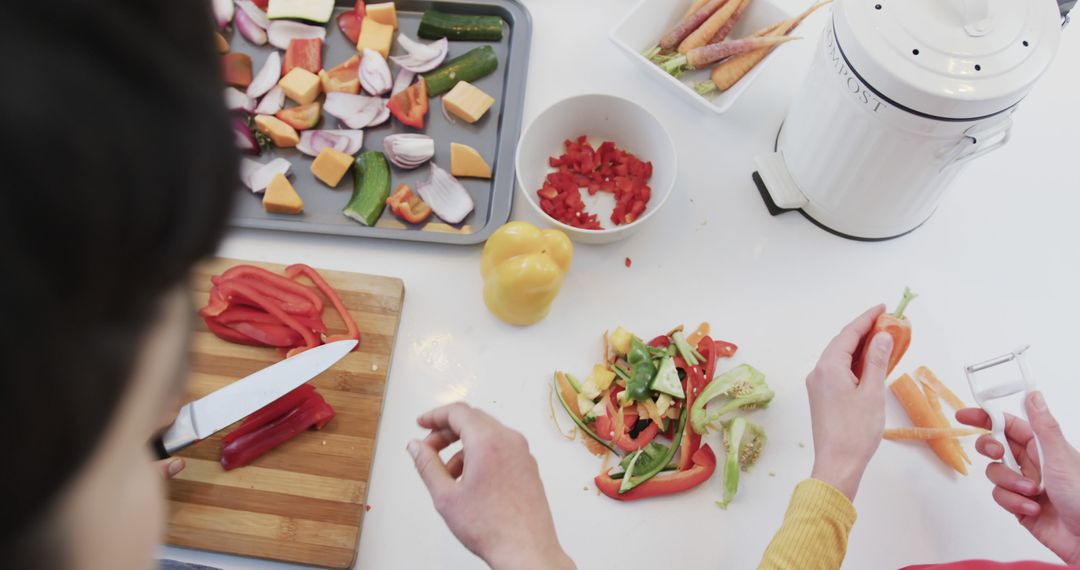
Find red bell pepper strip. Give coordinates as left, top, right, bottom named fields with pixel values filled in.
left=216, top=280, right=319, bottom=357
left=221, top=384, right=316, bottom=444
left=215, top=305, right=328, bottom=334
left=387, top=80, right=428, bottom=129
left=282, top=38, right=323, bottom=74
left=201, top=286, right=231, bottom=318
left=220, top=394, right=335, bottom=470
left=202, top=314, right=268, bottom=346
left=228, top=321, right=303, bottom=347
left=647, top=335, right=671, bottom=348
left=595, top=445, right=716, bottom=501
left=217, top=264, right=324, bottom=315
left=211, top=276, right=320, bottom=317
left=596, top=411, right=659, bottom=452
left=386, top=184, right=433, bottom=224
left=285, top=264, right=360, bottom=346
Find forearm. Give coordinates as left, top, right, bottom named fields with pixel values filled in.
left=757, top=479, right=857, bottom=570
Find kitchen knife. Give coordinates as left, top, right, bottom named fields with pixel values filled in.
left=154, top=339, right=357, bottom=457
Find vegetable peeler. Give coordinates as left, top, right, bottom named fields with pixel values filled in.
left=965, top=346, right=1044, bottom=490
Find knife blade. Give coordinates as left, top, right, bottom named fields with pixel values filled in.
left=157, top=339, right=357, bottom=455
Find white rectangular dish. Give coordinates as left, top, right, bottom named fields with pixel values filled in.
left=610, top=0, right=794, bottom=115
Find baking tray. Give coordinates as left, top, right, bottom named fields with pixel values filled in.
left=227, top=0, right=532, bottom=244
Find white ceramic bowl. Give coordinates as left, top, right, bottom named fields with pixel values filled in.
left=610, top=0, right=794, bottom=115
left=515, top=94, right=677, bottom=245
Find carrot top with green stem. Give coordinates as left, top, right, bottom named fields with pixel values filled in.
left=892, top=286, right=917, bottom=319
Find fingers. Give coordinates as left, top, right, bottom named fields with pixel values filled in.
left=976, top=434, right=1006, bottom=460
left=1026, top=391, right=1072, bottom=467
left=956, top=408, right=990, bottom=429
left=154, top=457, right=185, bottom=478
left=446, top=449, right=465, bottom=479
left=408, top=440, right=455, bottom=501
left=992, top=485, right=1041, bottom=518
left=824, top=304, right=886, bottom=359
left=857, top=332, right=893, bottom=391
left=986, top=462, right=1040, bottom=496
left=417, top=402, right=481, bottom=440
left=424, top=428, right=460, bottom=452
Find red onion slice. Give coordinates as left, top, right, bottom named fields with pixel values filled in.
left=324, top=93, right=389, bottom=128
left=232, top=116, right=260, bottom=155
left=391, top=68, right=416, bottom=96
left=236, top=9, right=268, bottom=45
left=235, top=0, right=270, bottom=29
left=244, top=158, right=292, bottom=193
left=246, top=51, right=281, bottom=98
left=383, top=134, right=435, bottom=169
left=415, top=163, right=474, bottom=224
left=267, top=21, right=326, bottom=50
left=390, top=35, right=449, bottom=73
left=240, top=158, right=263, bottom=189
left=212, top=0, right=235, bottom=30
left=225, top=87, right=256, bottom=112
left=253, top=85, right=284, bottom=115
left=297, top=129, right=364, bottom=157
left=359, top=49, right=392, bottom=96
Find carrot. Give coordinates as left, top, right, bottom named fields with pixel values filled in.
left=699, top=0, right=831, bottom=93
left=687, top=36, right=798, bottom=69
left=915, top=366, right=966, bottom=411
left=684, top=0, right=712, bottom=18
left=924, top=384, right=972, bottom=466
left=709, top=0, right=754, bottom=44
left=687, top=322, right=711, bottom=346
left=678, top=0, right=744, bottom=54
left=890, top=374, right=968, bottom=474
left=659, top=0, right=731, bottom=52
left=884, top=427, right=989, bottom=441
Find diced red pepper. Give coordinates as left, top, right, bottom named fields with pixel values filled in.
left=386, top=184, right=432, bottom=224
left=594, top=445, right=716, bottom=501
left=222, top=53, right=253, bottom=88
left=220, top=393, right=335, bottom=470
left=222, top=384, right=316, bottom=444
left=285, top=264, right=361, bottom=346
left=276, top=101, right=322, bottom=131
left=322, top=55, right=361, bottom=94
left=283, top=38, right=323, bottom=75
left=387, top=80, right=428, bottom=129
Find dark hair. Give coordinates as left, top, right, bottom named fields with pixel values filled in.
left=0, top=0, right=236, bottom=564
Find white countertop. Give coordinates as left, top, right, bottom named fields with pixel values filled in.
left=163, top=1, right=1080, bottom=568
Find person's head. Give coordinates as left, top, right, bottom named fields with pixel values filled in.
left=1, top=1, right=236, bottom=568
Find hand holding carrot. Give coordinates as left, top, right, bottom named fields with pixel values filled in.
left=957, top=392, right=1080, bottom=566
left=805, top=305, right=893, bottom=501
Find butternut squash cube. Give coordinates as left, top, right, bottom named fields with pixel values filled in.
left=263, top=174, right=304, bottom=214
left=253, top=115, right=300, bottom=148
left=357, top=18, right=394, bottom=58
left=443, top=81, right=495, bottom=123
left=311, top=147, right=354, bottom=187
left=278, top=67, right=321, bottom=105
left=366, top=2, right=397, bottom=28
left=450, top=143, right=492, bottom=178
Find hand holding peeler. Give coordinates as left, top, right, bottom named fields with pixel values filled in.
left=965, top=346, right=1045, bottom=490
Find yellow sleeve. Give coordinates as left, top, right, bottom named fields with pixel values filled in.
left=757, top=478, right=857, bottom=570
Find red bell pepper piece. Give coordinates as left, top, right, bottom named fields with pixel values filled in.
left=285, top=264, right=360, bottom=346
left=596, top=411, right=659, bottom=452
left=595, top=445, right=717, bottom=501
left=283, top=38, right=323, bottom=75
left=200, top=286, right=231, bottom=318
left=222, top=384, right=316, bottom=444
left=215, top=305, right=328, bottom=334
left=387, top=80, right=428, bottom=129
left=217, top=264, right=324, bottom=316
left=337, top=0, right=367, bottom=44
left=220, top=393, right=335, bottom=470
left=386, top=184, right=432, bottom=224
left=222, top=53, right=253, bottom=88
left=228, top=321, right=303, bottom=347
left=202, top=314, right=267, bottom=346
left=676, top=358, right=705, bottom=471
left=647, top=335, right=671, bottom=348
left=215, top=280, right=319, bottom=357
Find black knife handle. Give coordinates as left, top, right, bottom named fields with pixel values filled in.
left=151, top=436, right=170, bottom=460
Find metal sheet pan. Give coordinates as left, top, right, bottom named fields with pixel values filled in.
left=228, top=0, right=532, bottom=244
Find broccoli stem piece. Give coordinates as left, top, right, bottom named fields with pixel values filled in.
left=892, top=286, right=917, bottom=319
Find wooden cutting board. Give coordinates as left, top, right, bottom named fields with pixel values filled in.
left=165, top=258, right=405, bottom=568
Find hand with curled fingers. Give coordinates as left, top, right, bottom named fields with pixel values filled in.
left=407, top=402, right=576, bottom=570
left=806, top=304, right=894, bottom=501
left=957, top=392, right=1080, bottom=565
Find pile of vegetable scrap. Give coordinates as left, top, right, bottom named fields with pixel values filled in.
left=220, top=383, right=335, bottom=470
left=886, top=366, right=985, bottom=475
left=552, top=323, right=774, bottom=507
left=643, top=0, right=831, bottom=96
left=199, top=263, right=360, bottom=358
left=537, top=137, right=654, bottom=230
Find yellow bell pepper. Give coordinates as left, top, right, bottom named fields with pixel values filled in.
left=480, top=221, right=573, bottom=325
